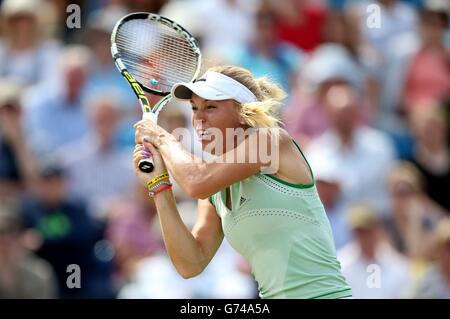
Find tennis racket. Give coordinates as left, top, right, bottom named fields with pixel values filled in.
left=111, top=12, right=201, bottom=173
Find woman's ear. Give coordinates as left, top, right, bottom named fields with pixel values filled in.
left=236, top=102, right=246, bottom=126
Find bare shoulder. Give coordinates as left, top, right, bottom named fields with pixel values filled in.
left=272, top=129, right=314, bottom=185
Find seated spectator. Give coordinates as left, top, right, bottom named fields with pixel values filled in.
left=195, top=0, right=254, bottom=63
left=282, top=43, right=365, bottom=147
left=24, top=45, right=91, bottom=156
left=379, top=0, right=449, bottom=142
left=349, top=0, right=417, bottom=66
left=105, top=183, right=164, bottom=285
left=0, top=80, right=38, bottom=200
left=408, top=217, right=450, bottom=298
left=401, top=1, right=450, bottom=110
left=0, top=0, right=61, bottom=88
left=20, top=161, right=115, bottom=298
left=338, top=205, right=412, bottom=298
left=0, top=203, right=56, bottom=298
left=409, top=102, right=450, bottom=212
left=269, top=0, right=328, bottom=52
left=306, top=83, right=396, bottom=217
left=387, top=161, right=446, bottom=260
left=83, top=7, right=138, bottom=148
left=233, top=0, right=305, bottom=97
left=314, top=160, right=352, bottom=250
left=55, top=93, right=135, bottom=219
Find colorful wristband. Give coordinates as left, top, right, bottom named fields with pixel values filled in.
left=147, top=172, right=170, bottom=189
left=148, top=180, right=172, bottom=192
left=149, top=184, right=172, bottom=198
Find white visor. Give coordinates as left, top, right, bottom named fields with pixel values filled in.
left=171, top=71, right=257, bottom=104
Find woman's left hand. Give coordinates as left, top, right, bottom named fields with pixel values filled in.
left=134, top=119, right=167, bottom=147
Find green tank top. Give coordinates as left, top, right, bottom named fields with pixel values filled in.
left=209, top=140, right=352, bottom=299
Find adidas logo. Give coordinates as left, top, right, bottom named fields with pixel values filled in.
left=239, top=196, right=248, bottom=207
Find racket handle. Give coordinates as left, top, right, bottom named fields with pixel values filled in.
left=138, top=158, right=154, bottom=173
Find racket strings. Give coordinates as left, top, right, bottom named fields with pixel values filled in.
left=116, top=30, right=197, bottom=71
left=115, top=50, right=195, bottom=87
left=115, top=19, right=198, bottom=93
left=117, top=35, right=197, bottom=84
left=119, top=22, right=198, bottom=62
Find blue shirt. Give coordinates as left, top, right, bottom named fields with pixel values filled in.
left=24, top=89, right=89, bottom=156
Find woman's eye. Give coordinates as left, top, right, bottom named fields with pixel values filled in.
left=207, top=105, right=216, bottom=109
left=191, top=106, right=198, bottom=111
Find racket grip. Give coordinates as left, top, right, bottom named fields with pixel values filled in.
left=138, top=158, right=155, bottom=173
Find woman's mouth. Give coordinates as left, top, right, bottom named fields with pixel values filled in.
left=197, top=129, right=212, bottom=141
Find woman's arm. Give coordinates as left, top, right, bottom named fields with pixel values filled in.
left=133, top=143, right=224, bottom=278
left=139, top=126, right=277, bottom=199
left=154, top=193, right=224, bottom=278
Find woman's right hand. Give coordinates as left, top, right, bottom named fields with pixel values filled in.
left=133, top=141, right=168, bottom=187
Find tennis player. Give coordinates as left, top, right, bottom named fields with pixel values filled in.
left=133, top=65, right=352, bottom=299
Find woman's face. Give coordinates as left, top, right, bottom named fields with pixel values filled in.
left=190, top=94, right=243, bottom=155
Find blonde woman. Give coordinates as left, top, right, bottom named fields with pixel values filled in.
left=133, top=65, right=352, bottom=299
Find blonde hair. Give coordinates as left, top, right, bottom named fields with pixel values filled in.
left=207, top=65, right=286, bottom=129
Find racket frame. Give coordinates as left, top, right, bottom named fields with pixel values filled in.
left=110, top=12, right=201, bottom=171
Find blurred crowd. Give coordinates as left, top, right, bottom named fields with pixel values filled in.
left=0, top=0, right=449, bottom=299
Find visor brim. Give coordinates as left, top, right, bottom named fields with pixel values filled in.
left=171, top=82, right=233, bottom=101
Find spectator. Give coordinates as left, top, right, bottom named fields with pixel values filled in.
left=20, top=160, right=115, bottom=298
left=401, top=0, right=450, bottom=109
left=270, top=0, right=328, bottom=52
left=378, top=0, right=449, bottom=150
left=0, top=80, right=38, bottom=200
left=408, top=217, right=450, bottom=298
left=409, top=103, right=450, bottom=211
left=233, top=0, right=305, bottom=95
left=306, top=83, right=396, bottom=216
left=83, top=7, right=138, bottom=148
left=0, top=0, right=61, bottom=88
left=56, top=93, right=135, bottom=220
left=0, top=203, right=57, bottom=298
left=387, top=161, right=446, bottom=260
left=282, top=43, right=365, bottom=146
left=195, top=0, right=254, bottom=62
left=24, top=45, right=91, bottom=156
left=321, top=10, right=382, bottom=118
left=338, top=205, right=412, bottom=298
left=314, top=160, right=352, bottom=250
left=349, top=0, right=417, bottom=65
left=105, top=182, right=164, bottom=286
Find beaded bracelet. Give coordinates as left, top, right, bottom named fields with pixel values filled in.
left=148, top=180, right=172, bottom=193
left=146, top=172, right=170, bottom=189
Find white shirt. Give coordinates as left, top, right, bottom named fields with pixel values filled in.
left=306, top=126, right=396, bottom=216
left=338, top=241, right=411, bottom=299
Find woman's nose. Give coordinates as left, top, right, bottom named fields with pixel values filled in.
left=193, top=110, right=206, bottom=122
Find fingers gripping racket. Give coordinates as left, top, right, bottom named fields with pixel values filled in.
left=111, top=12, right=201, bottom=173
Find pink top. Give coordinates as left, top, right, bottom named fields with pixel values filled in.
left=403, top=48, right=450, bottom=108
